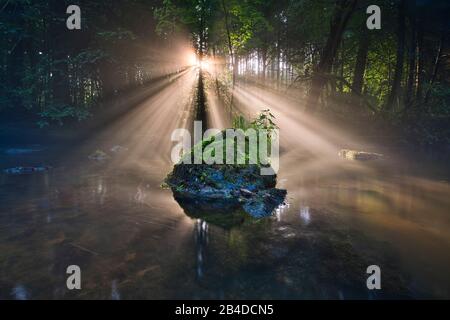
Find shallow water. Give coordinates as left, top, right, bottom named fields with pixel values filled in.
left=1, top=73, right=450, bottom=299
left=1, top=142, right=449, bottom=300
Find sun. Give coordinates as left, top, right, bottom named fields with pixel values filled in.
left=199, top=60, right=209, bottom=70
left=187, top=52, right=198, bottom=66
left=185, top=51, right=213, bottom=72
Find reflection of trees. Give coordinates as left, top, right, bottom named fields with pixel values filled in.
left=194, top=219, right=209, bottom=279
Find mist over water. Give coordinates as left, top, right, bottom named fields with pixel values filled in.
left=1, top=64, right=449, bottom=299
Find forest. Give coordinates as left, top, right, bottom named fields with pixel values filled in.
left=1, top=0, right=450, bottom=301
left=1, top=0, right=449, bottom=147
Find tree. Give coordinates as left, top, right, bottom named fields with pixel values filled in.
left=352, top=29, right=370, bottom=95
left=305, top=0, right=358, bottom=113
left=385, top=0, right=406, bottom=111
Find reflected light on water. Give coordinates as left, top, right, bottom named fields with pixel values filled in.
left=300, top=206, right=311, bottom=225
left=275, top=202, right=290, bottom=222
left=111, top=280, right=120, bottom=300
left=1, top=41, right=450, bottom=300
left=194, top=219, right=209, bottom=279
left=11, top=284, right=29, bottom=300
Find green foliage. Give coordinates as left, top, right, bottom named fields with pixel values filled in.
left=183, top=110, right=278, bottom=165
left=38, top=104, right=91, bottom=127
left=154, top=0, right=185, bottom=38
left=227, top=1, right=268, bottom=53
left=0, top=0, right=165, bottom=126
left=250, top=109, right=278, bottom=134
left=96, top=29, right=137, bottom=43
left=232, top=115, right=250, bottom=130
left=427, top=84, right=450, bottom=116
left=1, top=0, right=449, bottom=147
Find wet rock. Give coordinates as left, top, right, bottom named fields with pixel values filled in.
left=167, top=164, right=274, bottom=195
left=282, top=232, right=297, bottom=239
left=240, top=188, right=254, bottom=198
left=5, top=147, right=43, bottom=155
left=242, top=189, right=287, bottom=218
left=3, top=166, right=52, bottom=175
left=166, top=163, right=286, bottom=218
left=88, top=150, right=109, bottom=161
left=11, top=284, right=29, bottom=300
left=339, top=149, right=383, bottom=161
left=165, top=124, right=286, bottom=220
left=110, top=145, right=128, bottom=153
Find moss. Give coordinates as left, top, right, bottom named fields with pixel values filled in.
left=339, top=149, right=383, bottom=161
left=180, top=132, right=273, bottom=167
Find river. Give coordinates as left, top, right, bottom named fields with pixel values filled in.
left=1, top=70, right=449, bottom=299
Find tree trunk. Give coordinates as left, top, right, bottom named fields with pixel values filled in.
left=352, top=31, right=370, bottom=95
left=212, top=46, right=220, bottom=96
left=270, top=55, right=275, bottom=82
left=7, top=3, right=25, bottom=106
left=276, top=39, right=281, bottom=89
left=339, top=40, right=344, bottom=93
left=405, top=15, right=417, bottom=107
left=385, top=0, right=406, bottom=111
left=305, top=0, right=358, bottom=113
left=262, top=50, right=267, bottom=84
left=233, top=56, right=238, bottom=85
left=220, top=0, right=235, bottom=86
left=424, top=35, right=444, bottom=104
left=50, top=0, right=71, bottom=107
left=416, top=26, right=425, bottom=102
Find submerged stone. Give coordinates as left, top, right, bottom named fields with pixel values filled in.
left=339, top=149, right=383, bottom=161
left=242, top=188, right=287, bottom=218
left=110, top=145, right=128, bottom=153
left=5, top=147, right=43, bottom=155
left=3, top=166, right=52, bottom=175
left=88, top=149, right=109, bottom=161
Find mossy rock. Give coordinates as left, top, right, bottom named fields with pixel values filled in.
left=166, top=164, right=277, bottom=199
left=165, top=131, right=286, bottom=220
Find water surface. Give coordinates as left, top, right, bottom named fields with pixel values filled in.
left=1, top=75, right=450, bottom=299
left=1, top=140, right=449, bottom=299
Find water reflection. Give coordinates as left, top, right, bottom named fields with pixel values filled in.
left=275, top=202, right=290, bottom=222
left=300, top=206, right=311, bottom=225
left=134, top=183, right=148, bottom=204
left=194, top=219, right=209, bottom=279
left=0, top=149, right=449, bottom=299
left=11, top=284, right=29, bottom=300
left=173, top=196, right=247, bottom=229
left=111, top=280, right=120, bottom=300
